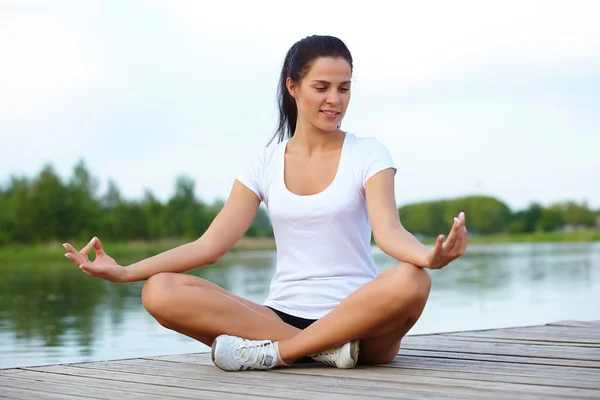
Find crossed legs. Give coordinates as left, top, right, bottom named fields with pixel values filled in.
left=142, top=262, right=431, bottom=365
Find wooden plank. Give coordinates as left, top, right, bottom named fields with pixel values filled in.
left=400, top=337, right=600, bottom=365
left=0, top=385, right=80, bottom=400
left=22, top=364, right=407, bottom=400
left=401, top=348, right=598, bottom=368
left=393, top=353, right=600, bottom=383
left=403, top=335, right=600, bottom=356
left=399, top=339, right=600, bottom=367
left=1, top=320, right=598, bottom=399
left=146, top=353, right=600, bottom=390
left=66, top=359, right=482, bottom=399
left=0, top=374, right=171, bottom=400
left=445, top=329, right=600, bottom=345
left=407, top=320, right=600, bottom=337
left=548, top=320, right=600, bottom=328
left=152, top=352, right=600, bottom=380
left=271, top=366, right=600, bottom=399
left=86, top=357, right=599, bottom=399
left=155, top=352, right=600, bottom=389
left=380, top=361, right=600, bottom=390
left=393, top=350, right=598, bottom=378
left=501, top=326, right=600, bottom=338
left=9, top=368, right=273, bottom=400
left=420, top=334, right=599, bottom=348
left=11, top=366, right=366, bottom=399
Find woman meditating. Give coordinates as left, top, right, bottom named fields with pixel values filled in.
left=63, top=35, right=468, bottom=372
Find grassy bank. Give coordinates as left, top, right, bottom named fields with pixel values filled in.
left=0, top=230, right=598, bottom=260
left=463, top=229, right=600, bottom=244
left=0, top=237, right=277, bottom=261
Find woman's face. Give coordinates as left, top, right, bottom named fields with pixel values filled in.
left=287, top=56, right=352, bottom=133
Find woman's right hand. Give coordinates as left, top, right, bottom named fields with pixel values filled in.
left=63, top=237, right=129, bottom=283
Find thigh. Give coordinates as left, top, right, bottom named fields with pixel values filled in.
left=146, top=272, right=281, bottom=321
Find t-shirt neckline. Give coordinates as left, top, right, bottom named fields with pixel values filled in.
left=281, top=132, right=349, bottom=198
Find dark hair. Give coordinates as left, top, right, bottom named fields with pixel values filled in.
left=270, top=35, right=353, bottom=144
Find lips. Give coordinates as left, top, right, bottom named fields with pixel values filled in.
left=320, top=110, right=340, bottom=118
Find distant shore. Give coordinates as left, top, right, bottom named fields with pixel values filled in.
left=0, top=230, right=598, bottom=260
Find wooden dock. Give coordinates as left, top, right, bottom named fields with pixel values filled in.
left=1, top=320, right=599, bottom=399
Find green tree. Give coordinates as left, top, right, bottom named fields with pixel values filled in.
left=99, top=180, right=124, bottom=240
left=538, top=207, right=564, bottom=232
left=29, top=165, right=71, bottom=242
left=163, top=175, right=210, bottom=239
left=65, top=160, right=101, bottom=240
left=399, top=196, right=511, bottom=235
left=556, top=201, right=596, bottom=227
left=141, top=190, right=165, bottom=240
left=508, top=203, right=543, bottom=233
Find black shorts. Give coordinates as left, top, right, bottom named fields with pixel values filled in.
left=266, top=306, right=317, bottom=330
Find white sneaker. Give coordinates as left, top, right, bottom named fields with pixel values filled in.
left=310, top=340, right=359, bottom=369
left=211, top=334, right=280, bottom=371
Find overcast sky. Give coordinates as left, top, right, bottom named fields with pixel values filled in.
left=1, top=0, right=599, bottom=210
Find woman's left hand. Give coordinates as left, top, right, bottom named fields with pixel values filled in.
left=424, top=212, right=468, bottom=270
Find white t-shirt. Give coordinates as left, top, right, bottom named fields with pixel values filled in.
left=236, top=132, right=396, bottom=319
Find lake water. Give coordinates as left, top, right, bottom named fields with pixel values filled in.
left=1, top=242, right=599, bottom=369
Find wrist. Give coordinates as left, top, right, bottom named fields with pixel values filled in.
left=119, top=266, right=132, bottom=283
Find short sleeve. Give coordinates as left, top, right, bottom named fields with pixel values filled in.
left=361, top=139, right=396, bottom=185
left=236, top=148, right=265, bottom=201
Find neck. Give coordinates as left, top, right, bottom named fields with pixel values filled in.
left=289, top=119, right=344, bottom=154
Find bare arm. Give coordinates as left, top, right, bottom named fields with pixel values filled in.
left=63, top=180, right=261, bottom=282
left=123, top=180, right=261, bottom=282
left=365, top=169, right=430, bottom=267
left=365, top=169, right=468, bottom=269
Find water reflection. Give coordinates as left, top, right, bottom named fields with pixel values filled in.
left=1, top=242, right=598, bottom=368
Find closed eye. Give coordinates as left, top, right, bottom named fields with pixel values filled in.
left=316, top=87, right=350, bottom=92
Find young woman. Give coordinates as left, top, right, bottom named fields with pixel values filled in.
left=63, top=35, right=468, bottom=372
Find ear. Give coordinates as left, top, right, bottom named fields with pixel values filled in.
left=286, top=77, right=297, bottom=99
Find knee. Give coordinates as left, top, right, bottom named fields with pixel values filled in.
left=382, top=263, right=431, bottom=306
left=141, top=272, right=177, bottom=318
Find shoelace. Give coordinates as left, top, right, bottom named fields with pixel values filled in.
left=314, top=346, right=339, bottom=357
left=235, top=339, right=274, bottom=370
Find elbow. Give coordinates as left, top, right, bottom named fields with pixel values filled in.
left=193, top=236, right=226, bottom=265
left=208, top=249, right=225, bottom=265
left=373, top=226, right=404, bottom=256
left=373, top=230, right=392, bottom=255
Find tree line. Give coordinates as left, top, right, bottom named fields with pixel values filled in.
left=399, top=196, right=598, bottom=236
left=0, top=161, right=598, bottom=245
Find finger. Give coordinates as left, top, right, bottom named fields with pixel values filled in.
left=452, top=229, right=465, bottom=254
left=434, top=234, right=444, bottom=252
left=459, top=211, right=467, bottom=229
left=79, top=265, right=92, bottom=276
left=62, top=243, right=79, bottom=255
left=453, top=226, right=468, bottom=256
left=459, top=226, right=468, bottom=252
left=428, top=235, right=444, bottom=268
left=63, top=243, right=87, bottom=264
left=445, top=218, right=461, bottom=248
left=79, top=237, right=97, bottom=256
left=93, top=237, right=105, bottom=256
left=64, top=253, right=78, bottom=265
left=65, top=253, right=91, bottom=268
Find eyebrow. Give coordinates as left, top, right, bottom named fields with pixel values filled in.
left=311, top=80, right=352, bottom=85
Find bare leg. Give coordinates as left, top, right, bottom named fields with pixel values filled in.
left=143, top=263, right=430, bottom=366
left=141, top=272, right=300, bottom=347
left=277, top=263, right=431, bottom=363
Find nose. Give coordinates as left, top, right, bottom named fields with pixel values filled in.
left=326, top=89, right=341, bottom=105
